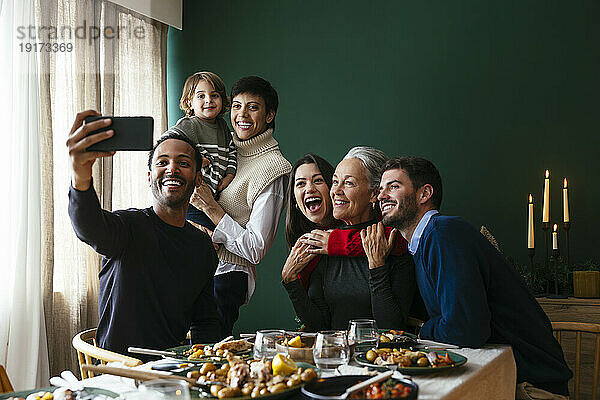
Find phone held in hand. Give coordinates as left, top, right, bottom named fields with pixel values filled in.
left=84, top=116, right=154, bottom=151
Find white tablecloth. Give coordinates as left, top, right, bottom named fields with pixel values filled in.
left=337, top=346, right=516, bottom=400
left=80, top=345, right=517, bottom=399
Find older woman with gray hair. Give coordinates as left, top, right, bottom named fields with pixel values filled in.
left=283, top=146, right=417, bottom=331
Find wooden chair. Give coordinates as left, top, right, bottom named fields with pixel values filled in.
left=552, top=322, right=600, bottom=400
left=72, top=328, right=143, bottom=379
left=0, top=364, right=14, bottom=394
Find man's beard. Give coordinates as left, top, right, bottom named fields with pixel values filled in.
left=150, top=175, right=195, bottom=209
left=382, top=194, right=420, bottom=231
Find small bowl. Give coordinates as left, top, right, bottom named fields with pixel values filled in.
left=301, top=375, right=418, bottom=400
left=275, top=335, right=316, bottom=364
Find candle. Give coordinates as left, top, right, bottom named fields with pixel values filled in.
left=527, top=194, right=534, bottom=249
left=552, top=224, right=558, bottom=250
left=542, top=170, right=550, bottom=223
left=563, top=178, right=569, bottom=223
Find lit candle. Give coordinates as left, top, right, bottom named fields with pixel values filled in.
left=542, top=170, right=550, bottom=223
left=552, top=224, right=558, bottom=250
left=563, top=178, right=569, bottom=223
left=528, top=194, right=534, bottom=249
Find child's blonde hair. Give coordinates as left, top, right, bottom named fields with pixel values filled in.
left=179, top=71, right=230, bottom=117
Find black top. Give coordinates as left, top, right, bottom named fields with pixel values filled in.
left=284, top=220, right=417, bottom=331
left=68, top=184, right=222, bottom=358
left=415, top=214, right=572, bottom=395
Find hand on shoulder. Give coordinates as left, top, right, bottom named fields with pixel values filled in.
left=360, top=222, right=397, bottom=269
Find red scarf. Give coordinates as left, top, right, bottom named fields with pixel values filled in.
left=298, top=226, right=408, bottom=289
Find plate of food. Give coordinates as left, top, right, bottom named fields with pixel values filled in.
left=376, top=331, right=418, bottom=350
left=275, top=333, right=315, bottom=364
left=301, top=375, right=418, bottom=400
left=175, top=353, right=319, bottom=399
left=0, top=386, right=118, bottom=400
left=354, top=348, right=467, bottom=375
left=165, top=338, right=253, bottom=362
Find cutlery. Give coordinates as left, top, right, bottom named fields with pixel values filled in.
left=82, top=364, right=228, bottom=389
left=341, top=370, right=393, bottom=398
left=82, top=364, right=196, bottom=385
left=127, top=347, right=177, bottom=358
left=214, top=335, right=234, bottom=346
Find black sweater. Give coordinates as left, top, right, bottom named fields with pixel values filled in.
left=284, top=220, right=416, bottom=331
left=68, top=184, right=221, bottom=358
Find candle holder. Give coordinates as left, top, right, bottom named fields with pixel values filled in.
left=563, top=222, right=571, bottom=267
left=547, top=248, right=567, bottom=299
left=528, top=248, right=543, bottom=297
left=542, top=222, right=550, bottom=275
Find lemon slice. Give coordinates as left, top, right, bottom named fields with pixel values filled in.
left=272, top=353, right=297, bottom=376
left=288, top=335, right=303, bottom=348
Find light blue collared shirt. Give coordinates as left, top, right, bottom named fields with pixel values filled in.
left=408, top=210, right=439, bottom=255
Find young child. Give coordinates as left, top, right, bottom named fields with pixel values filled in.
left=166, top=71, right=236, bottom=230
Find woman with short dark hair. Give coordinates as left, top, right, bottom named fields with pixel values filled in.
left=191, top=76, right=291, bottom=336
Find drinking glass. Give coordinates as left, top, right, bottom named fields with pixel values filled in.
left=253, top=329, right=287, bottom=360
left=138, top=379, right=191, bottom=400
left=347, top=319, right=378, bottom=354
left=312, top=330, right=350, bottom=371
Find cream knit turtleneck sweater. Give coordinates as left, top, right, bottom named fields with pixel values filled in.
left=217, top=128, right=291, bottom=267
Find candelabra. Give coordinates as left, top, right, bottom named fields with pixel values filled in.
left=563, top=221, right=571, bottom=267
left=542, top=222, right=550, bottom=267
left=547, top=248, right=567, bottom=298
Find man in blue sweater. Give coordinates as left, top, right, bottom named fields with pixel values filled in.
left=67, top=110, right=222, bottom=359
left=377, top=156, right=571, bottom=399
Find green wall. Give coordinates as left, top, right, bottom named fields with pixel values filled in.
left=167, top=1, right=600, bottom=333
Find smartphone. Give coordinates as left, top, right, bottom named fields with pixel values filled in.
left=84, top=116, right=154, bottom=151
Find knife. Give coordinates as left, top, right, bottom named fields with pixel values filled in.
left=128, top=347, right=177, bottom=357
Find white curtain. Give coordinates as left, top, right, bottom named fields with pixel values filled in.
left=37, top=0, right=167, bottom=376
left=0, top=0, right=50, bottom=390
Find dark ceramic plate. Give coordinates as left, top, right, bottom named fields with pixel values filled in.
left=301, top=375, right=418, bottom=400
left=354, top=350, right=467, bottom=375
left=165, top=343, right=252, bottom=362
left=177, top=362, right=317, bottom=399
left=0, top=386, right=118, bottom=399
left=377, top=335, right=418, bottom=350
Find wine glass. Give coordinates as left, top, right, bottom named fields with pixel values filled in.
left=347, top=319, right=378, bottom=354
left=138, top=379, right=191, bottom=399
left=253, top=329, right=287, bottom=360
left=312, top=330, right=350, bottom=371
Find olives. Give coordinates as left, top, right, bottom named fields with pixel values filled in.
left=200, top=362, right=217, bottom=374
left=183, top=357, right=317, bottom=398
left=210, top=384, right=224, bottom=397
left=300, top=368, right=317, bottom=382
left=217, top=387, right=240, bottom=398
left=379, top=334, right=391, bottom=343
left=187, top=370, right=201, bottom=380
left=417, top=357, right=429, bottom=367
left=366, top=349, right=377, bottom=362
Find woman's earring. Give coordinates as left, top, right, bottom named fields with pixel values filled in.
left=372, top=202, right=376, bottom=210
left=295, top=204, right=300, bottom=210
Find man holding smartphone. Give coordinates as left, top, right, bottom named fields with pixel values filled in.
left=66, top=110, right=222, bottom=358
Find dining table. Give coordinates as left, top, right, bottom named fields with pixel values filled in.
left=0, top=343, right=516, bottom=399
left=70, top=344, right=516, bottom=400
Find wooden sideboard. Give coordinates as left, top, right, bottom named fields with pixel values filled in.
left=538, top=297, right=600, bottom=323
left=537, top=297, right=600, bottom=399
